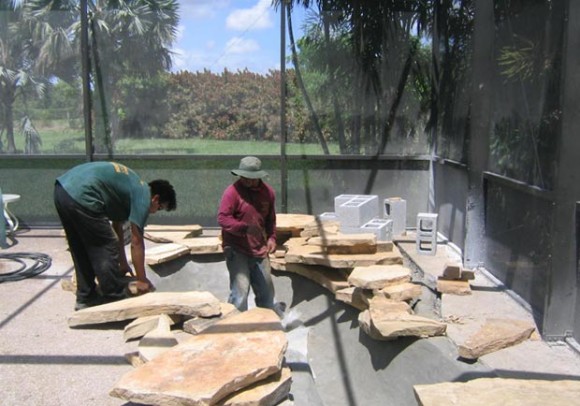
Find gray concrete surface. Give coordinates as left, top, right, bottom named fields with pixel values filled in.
left=1, top=228, right=580, bottom=406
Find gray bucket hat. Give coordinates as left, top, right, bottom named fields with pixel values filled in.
left=231, top=156, right=268, bottom=179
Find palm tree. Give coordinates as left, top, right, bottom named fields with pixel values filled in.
left=0, top=0, right=178, bottom=155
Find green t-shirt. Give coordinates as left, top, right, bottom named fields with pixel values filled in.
left=57, top=161, right=150, bottom=230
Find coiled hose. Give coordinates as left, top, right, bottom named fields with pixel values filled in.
left=0, top=252, right=52, bottom=283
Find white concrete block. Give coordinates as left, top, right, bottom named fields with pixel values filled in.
left=384, top=197, right=407, bottom=236
left=416, top=213, right=438, bottom=256
left=334, top=194, right=360, bottom=212
left=361, top=218, right=393, bottom=241
left=335, top=195, right=379, bottom=227
left=318, top=212, right=338, bottom=221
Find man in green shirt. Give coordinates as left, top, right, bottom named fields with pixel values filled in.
left=54, top=161, right=176, bottom=310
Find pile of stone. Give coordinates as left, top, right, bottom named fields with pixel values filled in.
left=68, top=292, right=291, bottom=405
left=436, top=262, right=475, bottom=295
left=273, top=214, right=446, bottom=341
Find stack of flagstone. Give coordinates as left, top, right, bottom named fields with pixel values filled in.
left=436, top=262, right=476, bottom=295
left=68, top=292, right=292, bottom=405
left=143, top=224, right=223, bottom=264
left=272, top=215, right=447, bottom=341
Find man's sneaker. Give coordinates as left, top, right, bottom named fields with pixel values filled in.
left=273, top=301, right=287, bottom=318
left=74, top=296, right=102, bottom=311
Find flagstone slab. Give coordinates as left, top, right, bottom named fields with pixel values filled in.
left=359, top=309, right=446, bottom=340
left=285, top=243, right=403, bottom=268
left=177, top=236, right=223, bottom=255
left=307, top=233, right=377, bottom=255
left=348, top=264, right=411, bottom=289
left=300, top=220, right=341, bottom=238
left=277, top=263, right=350, bottom=293
left=68, top=291, right=221, bottom=327
left=183, top=303, right=239, bottom=335
left=218, top=367, right=292, bottom=406
left=335, top=287, right=372, bottom=311
left=110, top=308, right=288, bottom=406
left=414, top=378, right=580, bottom=406
left=437, top=278, right=472, bottom=295
left=124, top=314, right=180, bottom=341
left=457, top=318, right=536, bottom=360
left=276, top=213, right=317, bottom=236
left=378, top=282, right=423, bottom=302
left=145, top=243, right=190, bottom=264
left=138, top=315, right=179, bottom=362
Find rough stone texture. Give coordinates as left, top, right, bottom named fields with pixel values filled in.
left=144, top=227, right=204, bottom=243
left=307, top=233, right=377, bottom=255
left=335, top=287, right=373, bottom=311
left=458, top=318, right=536, bottom=360
left=145, top=243, right=190, bottom=264
left=436, top=278, right=472, bottom=295
left=414, top=378, right=580, bottom=406
left=68, top=291, right=221, bottom=327
left=359, top=309, right=446, bottom=340
left=178, top=236, right=223, bottom=254
left=300, top=220, right=341, bottom=238
left=124, top=314, right=180, bottom=341
left=218, top=367, right=292, bottom=406
left=276, top=262, right=350, bottom=293
left=276, top=213, right=317, bottom=237
left=183, top=302, right=239, bottom=335
left=285, top=243, right=403, bottom=268
left=460, top=269, right=476, bottom=280
left=348, top=264, right=411, bottom=290
left=378, top=282, right=423, bottom=302
left=138, top=315, right=179, bottom=362
left=441, top=262, right=462, bottom=279
left=110, top=308, right=288, bottom=406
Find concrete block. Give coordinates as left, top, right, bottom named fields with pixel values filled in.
left=416, top=213, right=438, bottom=256
left=361, top=218, right=393, bottom=241
left=334, top=194, right=360, bottom=212
left=318, top=212, right=338, bottom=221
left=335, top=195, right=379, bottom=227
left=384, top=197, right=407, bottom=236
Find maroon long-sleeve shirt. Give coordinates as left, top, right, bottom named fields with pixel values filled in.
left=217, top=179, right=276, bottom=258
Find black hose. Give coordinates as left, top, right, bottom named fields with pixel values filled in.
left=0, top=253, right=52, bottom=283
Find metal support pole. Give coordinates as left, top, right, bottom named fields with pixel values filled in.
left=280, top=1, right=288, bottom=213
left=80, top=0, right=93, bottom=161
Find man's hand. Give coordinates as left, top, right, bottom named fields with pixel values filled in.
left=267, top=239, right=276, bottom=254
left=129, top=278, right=155, bottom=295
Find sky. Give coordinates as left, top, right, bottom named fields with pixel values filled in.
left=171, top=0, right=308, bottom=74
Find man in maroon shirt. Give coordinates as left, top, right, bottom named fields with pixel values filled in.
left=218, top=156, right=283, bottom=316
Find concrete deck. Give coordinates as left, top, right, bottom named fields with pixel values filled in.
left=1, top=228, right=580, bottom=406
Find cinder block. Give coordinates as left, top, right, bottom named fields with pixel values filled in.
left=416, top=213, right=438, bottom=256
left=334, top=194, right=360, bottom=212
left=417, top=213, right=438, bottom=236
left=335, top=195, right=379, bottom=227
left=384, top=197, right=407, bottom=236
left=361, top=218, right=393, bottom=241
left=318, top=212, right=338, bottom=221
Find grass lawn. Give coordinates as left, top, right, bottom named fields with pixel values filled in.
left=11, top=120, right=339, bottom=155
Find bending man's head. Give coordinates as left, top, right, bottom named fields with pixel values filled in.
left=149, top=180, right=177, bottom=212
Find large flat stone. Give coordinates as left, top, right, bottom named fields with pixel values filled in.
left=68, top=291, right=221, bottom=327
left=414, top=378, right=580, bottom=406
left=457, top=318, right=535, bottom=360
left=285, top=243, right=403, bottom=268
left=145, top=243, right=191, bottom=264
left=348, top=264, right=411, bottom=290
left=276, top=263, right=350, bottom=293
left=218, top=367, right=292, bottom=406
left=307, top=233, right=377, bottom=255
left=110, top=308, right=287, bottom=405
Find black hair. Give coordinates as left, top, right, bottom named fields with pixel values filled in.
left=148, top=179, right=176, bottom=211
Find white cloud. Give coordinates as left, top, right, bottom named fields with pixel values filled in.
left=226, top=0, right=273, bottom=31
left=180, top=0, right=230, bottom=20
left=225, top=37, right=260, bottom=54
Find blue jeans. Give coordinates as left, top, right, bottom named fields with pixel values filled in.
left=224, top=246, right=275, bottom=311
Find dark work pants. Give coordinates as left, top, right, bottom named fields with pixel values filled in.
left=54, top=182, right=126, bottom=304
